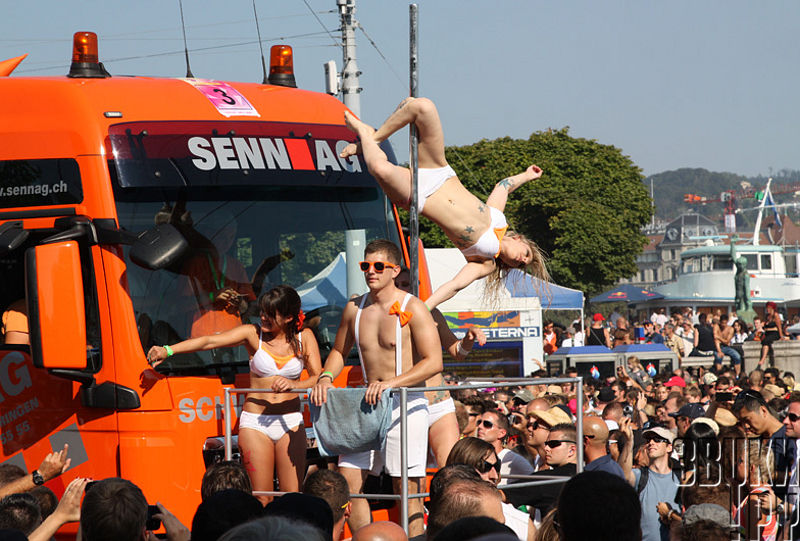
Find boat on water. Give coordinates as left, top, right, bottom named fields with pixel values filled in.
left=649, top=179, right=800, bottom=314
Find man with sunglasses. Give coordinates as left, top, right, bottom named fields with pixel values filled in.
left=733, top=388, right=796, bottom=506
left=477, top=410, right=534, bottom=478
left=502, top=423, right=577, bottom=517
left=780, top=393, right=800, bottom=534
left=621, top=426, right=679, bottom=541
left=310, top=239, right=442, bottom=537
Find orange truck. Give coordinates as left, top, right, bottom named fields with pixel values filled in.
left=0, top=32, right=430, bottom=532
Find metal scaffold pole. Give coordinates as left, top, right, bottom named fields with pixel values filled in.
left=409, top=4, right=419, bottom=297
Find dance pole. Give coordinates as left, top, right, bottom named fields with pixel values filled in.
left=409, top=4, right=419, bottom=297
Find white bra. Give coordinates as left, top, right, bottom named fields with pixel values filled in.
left=250, top=330, right=303, bottom=379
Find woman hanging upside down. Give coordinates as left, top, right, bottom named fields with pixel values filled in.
left=341, top=97, right=549, bottom=309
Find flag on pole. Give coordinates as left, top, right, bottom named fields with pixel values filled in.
left=764, top=190, right=782, bottom=228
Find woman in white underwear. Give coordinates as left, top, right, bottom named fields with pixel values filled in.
left=147, top=285, right=321, bottom=504
left=341, top=97, right=549, bottom=309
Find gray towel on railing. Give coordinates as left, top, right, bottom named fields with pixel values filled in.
left=309, top=387, right=392, bottom=457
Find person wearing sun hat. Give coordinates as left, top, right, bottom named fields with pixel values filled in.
left=586, top=313, right=612, bottom=348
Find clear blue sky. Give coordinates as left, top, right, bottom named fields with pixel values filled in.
left=5, top=1, right=798, bottom=178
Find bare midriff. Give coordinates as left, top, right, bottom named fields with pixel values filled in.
left=422, top=177, right=493, bottom=253
left=243, top=374, right=302, bottom=415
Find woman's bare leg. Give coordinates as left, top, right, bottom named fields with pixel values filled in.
left=344, top=111, right=413, bottom=205
left=239, top=428, right=276, bottom=505
left=341, top=97, right=447, bottom=168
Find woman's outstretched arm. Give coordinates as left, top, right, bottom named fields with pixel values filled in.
left=425, top=259, right=495, bottom=310
left=485, top=165, right=543, bottom=211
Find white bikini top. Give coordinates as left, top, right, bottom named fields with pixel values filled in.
left=354, top=293, right=411, bottom=384
left=459, top=206, right=509, bottom=260
left=250, top=330, right=304, bottom=379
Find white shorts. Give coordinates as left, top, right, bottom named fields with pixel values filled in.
left=239, top=411, right=303, bottom=442
left=414, top=164, right=456, bottom=212
left=338, top=393, right=429, bottom=477
left=427, top=397, right=456, bottom=427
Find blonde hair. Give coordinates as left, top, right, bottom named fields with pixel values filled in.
left=626, top=356, right=642, bottom=370
left=486, top=231, right=550, bottom=305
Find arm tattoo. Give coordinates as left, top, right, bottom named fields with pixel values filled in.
left=498, top=177, right=514, bottom=190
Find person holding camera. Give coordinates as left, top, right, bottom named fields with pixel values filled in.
left=148, top=285, right=322, bottom=504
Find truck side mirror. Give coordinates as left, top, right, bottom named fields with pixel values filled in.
left=25, top=241, right=88, bottom=369
left=130, top=223, right=188, bottom=270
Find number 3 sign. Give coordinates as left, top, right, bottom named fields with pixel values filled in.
left=183, top=79, right=260, bottom=118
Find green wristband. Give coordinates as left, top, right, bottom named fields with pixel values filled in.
left=163, top=345, right=174, bottom=357
left=319, top=371, right=334, bottom=382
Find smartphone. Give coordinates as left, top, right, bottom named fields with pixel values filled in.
left=146, top=505, right=162, bottom=531
left=716, top=392, right=734, bottom=402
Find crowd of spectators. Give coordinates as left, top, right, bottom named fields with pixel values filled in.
left=543, top=304, right=798, bottom=373
left=6, top=312, right=800, bottom=540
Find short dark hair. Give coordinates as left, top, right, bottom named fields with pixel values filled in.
left=80, top=478, right=147, bottom=541
left=0, top=464, right=26, bottom=487
left=0, top=493, right=42, bottom=535
left=483, top=409, right=509, bottom=433
left=732, top=389, right=768, bottom=416
left=29, top=486, right=58, bottom=520
left=218, top=516, right=326, bottom=541
left=432, top=516, right=515, bottom=541
left=557, top=471, right=641, bottom=541
left=191, top=489, right=264, bottom=541
left=426, top=479, right=499, bottom=539
left=549, top=424, right=577, bottom=442
left=428, top=464, right=481, bottom=515
left=364, top=239, right=401, bottom=266
left=303, top=469, right=350, bottom=523
left=461, top=395, right=489, bottom=414
left=681, top=520, right=730, bottom=541
left=201, top=461, right=252, bottom=501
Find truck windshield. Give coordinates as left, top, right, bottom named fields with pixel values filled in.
left=108, top=120, right=399, bottom=375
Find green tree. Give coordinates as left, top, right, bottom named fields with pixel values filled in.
left=402, top=128, right=652, bottom=296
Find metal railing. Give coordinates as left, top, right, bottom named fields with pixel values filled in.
left=223, top=376, right=584, bottom=534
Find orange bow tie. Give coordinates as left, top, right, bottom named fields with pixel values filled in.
left=389, top=302, right=413, bottom=327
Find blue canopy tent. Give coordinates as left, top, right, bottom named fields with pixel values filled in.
left=504, top=268, right=586, bottom=335
left=590, top=284, right=664, bottom=304
left=296, top=253, right=347, bottom=312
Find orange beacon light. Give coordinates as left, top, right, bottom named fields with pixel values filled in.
left=268, top=45, right=296, bottom=88
left=68, top=31, right=109, bottom=78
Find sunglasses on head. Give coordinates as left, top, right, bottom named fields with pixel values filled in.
left=477, top=459, right=501, bottom=474
left=479, top=420, right=495, bottom=429
left=544, top=439, right=575, bottom=449
left=359, top=260, right=396, bottom=273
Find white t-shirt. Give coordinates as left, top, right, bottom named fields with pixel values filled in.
left=502, top=502, right=530, bottom=540
left=498, top=448, right=534, bottom=478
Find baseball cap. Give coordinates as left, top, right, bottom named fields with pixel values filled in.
left=593, top=313, right=605, bottom=322
left=763, top=383, right=784, bottom=397
left=546, top=385, right=563, bottom=395
left=665, top=375, right=686, bottom=388
left=690, top=417, right=720, bottom=436
left=529, top=407, right=573, bottom=429
left=513, top=389, right=534, bottom=404
left=642, top=426, right=675, bottom=444
left=669, top=403, right=705, bottom=419
left=702, top=373, right=718, bottom=386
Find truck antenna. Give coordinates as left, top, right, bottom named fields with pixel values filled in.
left=252, top=0, right=269, bottom=84
left=178, top=0, right=194, bottom=78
